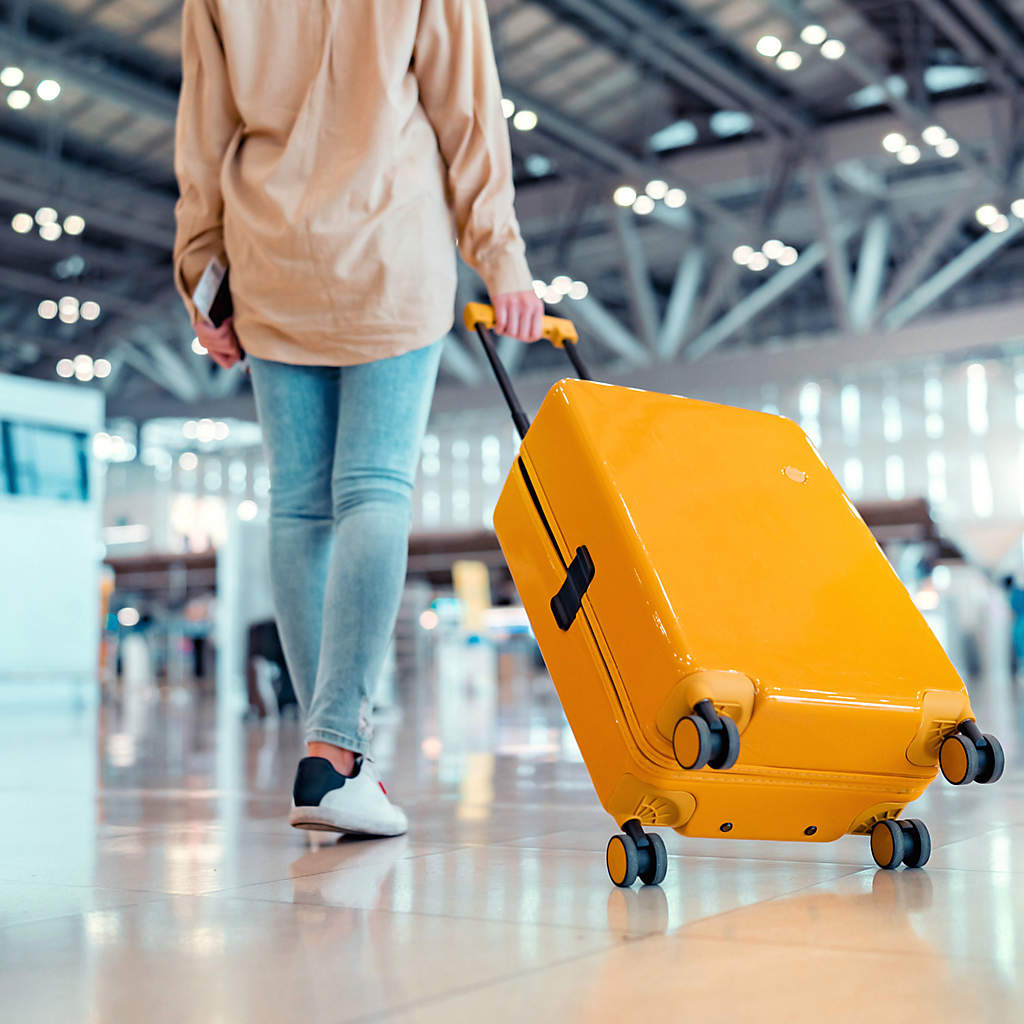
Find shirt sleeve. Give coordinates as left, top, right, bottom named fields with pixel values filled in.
left=414, top=0, right=534, bottom=298
left=172, top=0, right=241, bottom=323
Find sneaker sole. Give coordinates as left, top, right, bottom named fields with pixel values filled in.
left=289, top=807, right=406, bottom=838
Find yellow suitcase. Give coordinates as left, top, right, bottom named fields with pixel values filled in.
left=465, top=303, right=1005, bottom=887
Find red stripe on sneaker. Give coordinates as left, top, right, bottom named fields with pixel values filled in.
left=379, top=781, right=388, bottom=795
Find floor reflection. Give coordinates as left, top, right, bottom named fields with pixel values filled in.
left=0, top=630, right=1021, bottom=1021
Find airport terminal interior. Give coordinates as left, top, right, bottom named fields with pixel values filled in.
left=3, top=0, right=1024, bottom=1020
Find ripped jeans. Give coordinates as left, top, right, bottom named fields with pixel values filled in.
left=248, top=341, right=442, bottom=753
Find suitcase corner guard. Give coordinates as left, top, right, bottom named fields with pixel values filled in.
left=550, top=545, right=595, bottom=630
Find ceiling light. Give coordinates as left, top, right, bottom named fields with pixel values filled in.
left=820, top=39, right=846, bottom=60
left=568, top=281, right=589, bottom=300
left=80, top=300, right=101, bottom=320
left=543, top=286, right=562, bottom=304
left=975, top=204, right=999, bottom=226
left=179, top=452, right=199, bottom=471
left=60, top=307, right=80, bottom=325
left=183, top=421, right=199, bottom=439
left=6, top=89, right=30, bottom=110
left=800, top=25, right=827, bottom=46
left=39, top=222, right=62, bottom=241
left=38, top=299, right=58, bottom=320
left=73, top=354, right=94, bottom=381
left=897, top=144, right=921, bottom=165
left=776, top=51, right=802, bottom=72
left=1011, top=199, right=1024, bottom=219
left=748, top=253, right=770, bottom=272
left=196, top=418, right=217, bottom=443
left=56, top=358, right=74, bottom=378
left=762, top=239, right=785, bottom=260
left=531, top=280, right=546, bottom=298
left=936, top=138, right=960, bottom=158
left=552, top=275, right=573, bottom=294
left=500, top=97, right=515, bottom=119
left=93, top=358, right=111, bottom=379
left=921, top=125, right=947, bottom=146
left=732, top=245, right=754, bottom=266
left=35, top=207, right=57, bottom=225
left=11, top=212, right=33, bottom=233
left=191, top=337, right=208, bottom=355
left=755, top=35, right=783, bottom=58
left=512, top=109, right=537, bottom=131
left=0, top=66, right=24, bottom=88
left=63, top=214, right=85, bottom=235
left=990, top=214, right=1010, bottom=234
left=59, top=295, right=79, bottom=313
left=613, top=185, right=637, bottom=207
left=664, top=188, right=687, bottom=208
left=632, top=195, right=655, bottom=215
left=645, top=179, right=668, bottom=200
left=36, top=79, right=61, bottom=102
left=882, top=132, right=907, bottom=153
left=237, top=499, right=258, bottom=521
left=777, top=246, right=799, bottom=266
left=214, top=421, right=230, bottom=440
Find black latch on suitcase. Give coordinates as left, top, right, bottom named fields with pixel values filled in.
left=551, top=546, right=595, bottom=631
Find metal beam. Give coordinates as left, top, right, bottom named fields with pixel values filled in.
left=911, top=0, right=1020, bottom=94
left=875, top=194, right=976, bottom=321
left=685, top=224, right=859, bottom=361
left=763, top=0, right=1000, bottom=188
left=0, top=23, right=178, bottom=120
left=554, top=0, right=808, bottom=136
left=611, top=207, right=659, bottom=351
left=658, top=246, right=704, bottom=358
left=944, top=0, right=1024, bottom=82
left=570, top=295, right=651, bottom=363
left=808, top=169, right=853, bottom=333
left=850, top=214, right=892, bottom=332
left=884, top=220, right=1024, bottom=330
left=502, top=84, right=741, bottom=227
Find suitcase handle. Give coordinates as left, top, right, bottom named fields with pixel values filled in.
left=463, top=302, right=592, bottom=439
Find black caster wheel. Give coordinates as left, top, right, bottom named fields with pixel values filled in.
left=901, top=819, right=931, bottom=869
left=870, top=819, right=906, bottom=870
left=607, top=833, right=639, bottom=888
left=976, top=734, right=1005, bottom=785
left=940, top=733, right=979, bottom=786
left=638, top=832, right=668, bottom=886
left=673, top=714, right=712, bottom=770
left=709, top=714, right=740, bottom=771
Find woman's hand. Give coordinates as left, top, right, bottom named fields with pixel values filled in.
left=492, top=290, right=544, bottom=342
left=194, top=316, right=243, bottom=369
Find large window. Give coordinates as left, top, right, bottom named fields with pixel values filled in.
left=1, top=421, right=90, bottom=502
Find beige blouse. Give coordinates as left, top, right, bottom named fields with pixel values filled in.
left=173, top=0, right=533, bottom=365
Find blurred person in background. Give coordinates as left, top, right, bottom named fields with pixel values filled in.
left=173, top=0, right=542, bottom=838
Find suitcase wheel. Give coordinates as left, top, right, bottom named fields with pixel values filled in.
left=672, top=701, right=740, bottom=771
left=607, top=820, right=669, bottom=888
left=976, top=734, right=1005, bottom=785
left=940, top=723, right=1004, bottom=786
left=606, top=834, right=639, bottom=888
left=870, top=818, right=931, bottom=870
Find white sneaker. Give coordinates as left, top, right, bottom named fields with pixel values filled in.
left=289, top=756, right=408, bottom=838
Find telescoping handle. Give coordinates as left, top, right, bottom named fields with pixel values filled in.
left=463, top=302, right=592, bottom=439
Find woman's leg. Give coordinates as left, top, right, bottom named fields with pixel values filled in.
left=304, top=340, right=443, bottom=758
left=248, top=356, right=340, bottom=715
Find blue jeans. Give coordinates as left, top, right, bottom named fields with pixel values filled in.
left=249, top=342, right=442, bottom=753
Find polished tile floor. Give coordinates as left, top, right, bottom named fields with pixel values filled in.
left=2, top=636, right=1023, bottom=1022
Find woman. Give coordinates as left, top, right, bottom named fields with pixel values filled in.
left=174, top=0, right=542, bottom=837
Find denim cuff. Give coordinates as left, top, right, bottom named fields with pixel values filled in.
left=305, top=726, right=370, bottom=756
